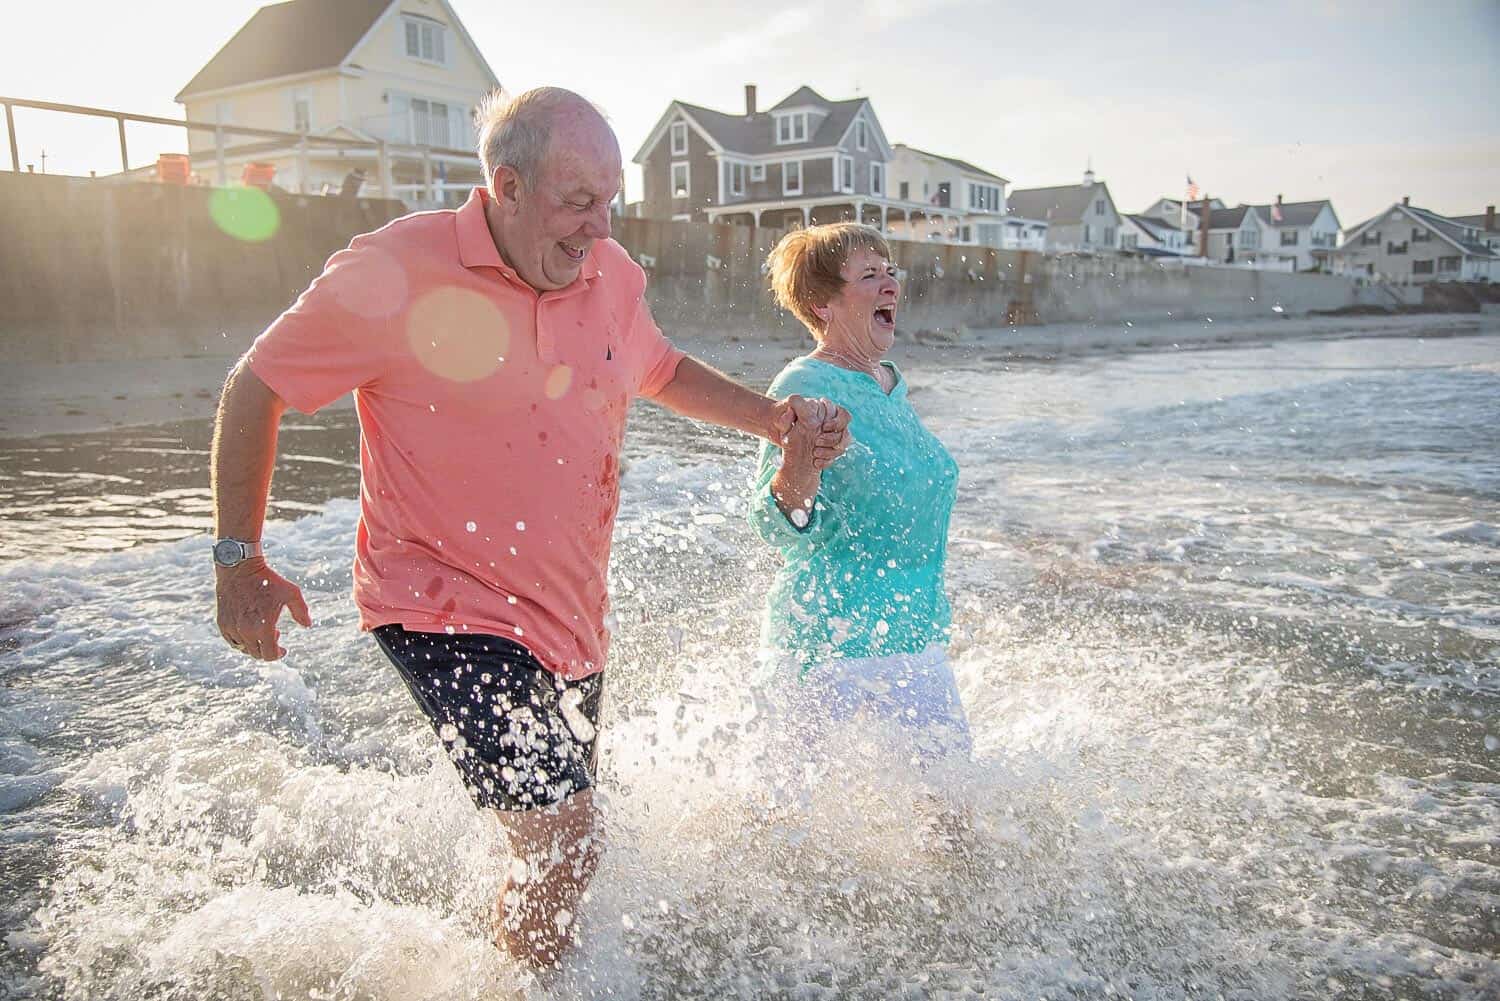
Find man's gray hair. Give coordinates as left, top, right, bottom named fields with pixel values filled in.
left=475, top=87, right=584, bottom=190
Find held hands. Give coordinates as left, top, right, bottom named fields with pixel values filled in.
left=772, top=395, right=852, bottom=470
left=215, top=558, right=311, bottom=660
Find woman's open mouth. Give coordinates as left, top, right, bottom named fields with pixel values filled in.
left=873, top=305, right=896, bottom=328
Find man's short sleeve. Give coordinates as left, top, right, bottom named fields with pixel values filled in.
left=246, top=237, right=399, bottom=414
left=627, top=297, right=685, bottom=399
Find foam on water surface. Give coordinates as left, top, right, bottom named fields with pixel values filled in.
left=2, top=331, right=1498, bottom=999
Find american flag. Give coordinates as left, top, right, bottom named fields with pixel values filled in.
left=1186, top=175, right=1200, bottom=202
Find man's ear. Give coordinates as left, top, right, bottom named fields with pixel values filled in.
left=490, top=165, right=523, bottom=211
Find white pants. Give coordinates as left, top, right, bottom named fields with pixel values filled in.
left=764, top=645, right=973, bottom=761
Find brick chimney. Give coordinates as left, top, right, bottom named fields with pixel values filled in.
left=1402, top=195, right=1410, bottom=206
left=1276, top=193, right=1283, bottom=205
left=1486, top=204, right=1495, bottom=231
left=745, top=84, right=757, bottom=117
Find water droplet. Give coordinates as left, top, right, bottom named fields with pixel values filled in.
left=516, top=521, right=526, bottom=531
left=465, top=521, right=477, bottom=533
left=438, top=723, right=459, bottom=742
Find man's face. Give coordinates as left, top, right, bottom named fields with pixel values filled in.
left=500, top=115, right=622, bottom=292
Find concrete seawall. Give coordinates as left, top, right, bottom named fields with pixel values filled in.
left=2, top=174, right=1367, bottom=363
left=615, top=216, right=1364, bottom=335
left=0, top=173, right=406, bottom=363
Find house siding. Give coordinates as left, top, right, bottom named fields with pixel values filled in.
left=177, top=1, right=493, bottom=204
left=1335, top=207, right=1482, bottom=283
left=641, top=114, right=717, bottom=219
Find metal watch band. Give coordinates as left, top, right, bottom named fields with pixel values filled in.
left=212, top=538, right=263, bottom=567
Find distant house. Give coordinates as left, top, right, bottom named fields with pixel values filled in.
left=1450, top=205, right=1500, bottom=256
left=885, top=144, right=1011, bottom=246
left=1333, top=198, right=1499, bottom=283
left=1120, top=214, right=1193, bottom=256
left=1247, top=197, right=1341, bottom=271
left=1007, top=169, right=1122, bottom=253
left=175, top=0, right=499, bottom=207
left=633, top=85, right=982, bottom=239
left=1196, top=205, right=1274, bottom=265
left=1142, top=195, right=1225, bottom=231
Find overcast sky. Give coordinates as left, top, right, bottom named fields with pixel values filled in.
left=4, top=0, right=1496, bottom=225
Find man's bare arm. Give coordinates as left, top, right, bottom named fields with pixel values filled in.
left=211, top=360, right=310, bottom=660
left=650, top=356, right=783, bottom=439
left=652, top=356, right=851, bottom=466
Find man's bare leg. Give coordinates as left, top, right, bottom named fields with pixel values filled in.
left=494, top=788, right=602, bottom=969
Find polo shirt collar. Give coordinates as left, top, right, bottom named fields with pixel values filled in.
left=455, top=187, right=603, bottom=292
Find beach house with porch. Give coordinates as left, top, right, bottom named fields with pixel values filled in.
left=633, top=85, right=968, bottom=237
left=1248, top=197, right=1341, bottom=272
left=175, top=0, right=498, bottom=208
left=884, top=144, right=1015, bottom=246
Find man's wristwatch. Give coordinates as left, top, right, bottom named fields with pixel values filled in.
left=212, top=538, right=263, bottom=568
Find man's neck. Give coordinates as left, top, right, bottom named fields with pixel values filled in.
left=482, top=196, right=522, bottom=275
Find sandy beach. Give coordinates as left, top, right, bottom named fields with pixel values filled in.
left=1, top=311, right=1495, bottom=439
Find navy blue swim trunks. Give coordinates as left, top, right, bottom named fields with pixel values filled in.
left=372, top=625, right=602, bottom=812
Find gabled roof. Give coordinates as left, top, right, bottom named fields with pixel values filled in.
left=1204, top=205, right=1253, bottom=229
left=1126, top=214, right=1185, bottom=239
left=634, top=86, right=880, bottom=162
left=893, top=144, right=1006, bottom=184
left=770, top=85, right=826, bottom=111
left=176, top=0, right=499, bottom=101
left=1340, top=203, right=1499, bottom=259
left=1450, top=213, right=1499, bottom=233
left=1250, top=199, right=1337, bottom=229
left=1406, top=206, right=1497, bottom=257
left=178, top=0, right=392, bottom=99
left=1007, top=182, right=1113, bottom=225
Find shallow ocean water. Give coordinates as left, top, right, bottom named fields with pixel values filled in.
left=1, top=328, right=1496, bottom=999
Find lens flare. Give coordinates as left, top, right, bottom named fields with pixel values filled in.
left=544, top=364, right=573, bottom=400
left=406, top=286, right=510, bottom=383
left=208, top=187, right=280, bottom=243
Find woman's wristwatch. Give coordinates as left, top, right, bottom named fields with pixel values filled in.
left=212, top=538, right=263, bottom=568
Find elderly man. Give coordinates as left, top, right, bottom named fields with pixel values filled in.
left=210, top=87, right=849, bottom=968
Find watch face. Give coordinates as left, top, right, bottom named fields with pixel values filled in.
left=213, top=540, right=243, bottom=566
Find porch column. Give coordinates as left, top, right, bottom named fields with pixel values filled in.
left=881, top=205, right=888, bottom=232
left=801, top=205, right=810, bottom=227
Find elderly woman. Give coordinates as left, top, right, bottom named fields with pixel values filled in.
left=750, top=223, right=969, bottom=758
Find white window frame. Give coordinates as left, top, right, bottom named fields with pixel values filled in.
left=855, top=119, right=868, bottom=151
left=750, top=163, right=765, bottom=181
left=671, top=162, right=690, bottom=200
left=783, top=159, right=802, bottom=196
left=726, top=160, right=746, bottom=197
left=401, top=94, right=457, bottom=148
left=402, top=15, right=448, bottom=65
left=670, top=121, right=688, bottom=157
left=870, top=161, right=885, bottom=197
left=775, top=112, right=808, bottom=145
left=838, top=154, right=854, bottom=194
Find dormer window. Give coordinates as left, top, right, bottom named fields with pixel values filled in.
left=776, top=112, right=808, bottom=145
left=403, top=15, right=447, bottom=65
left=670, top=121, right=688, bottom=156
left=855, top=119, right=868, bottom=151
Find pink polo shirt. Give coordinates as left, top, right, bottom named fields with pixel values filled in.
left=247, top=187, right=684, bottom=679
